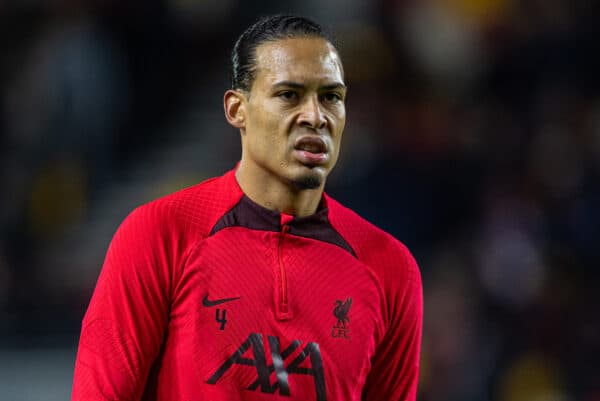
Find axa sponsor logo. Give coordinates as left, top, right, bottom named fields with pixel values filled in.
left=206, top=333, right=327, bottom=401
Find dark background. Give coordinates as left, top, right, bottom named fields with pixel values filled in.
left=1, top=0, right=599, bottom=400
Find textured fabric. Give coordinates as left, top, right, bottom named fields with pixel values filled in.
left=71, top=168, right=423, bottom=401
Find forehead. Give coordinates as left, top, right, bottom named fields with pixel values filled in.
left=253, top=37, right=344, bottom=88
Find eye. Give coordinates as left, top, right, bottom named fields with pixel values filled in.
left=277, top=90, right=298, bottom=101
left=322, top=92, right=343, bottom=103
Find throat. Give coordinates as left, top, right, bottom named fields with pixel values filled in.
left=235, top=165, right=324, bottom=217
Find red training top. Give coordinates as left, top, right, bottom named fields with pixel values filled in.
left=72, top=168, right=423, bottom=401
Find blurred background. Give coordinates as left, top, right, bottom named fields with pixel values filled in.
left=1, top=0, right=599, bottom=400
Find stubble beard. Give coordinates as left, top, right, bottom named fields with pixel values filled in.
left=291, top=172, right=323, bottom=190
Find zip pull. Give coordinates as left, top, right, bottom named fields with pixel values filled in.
left=280, top=213, right=294, bottom=226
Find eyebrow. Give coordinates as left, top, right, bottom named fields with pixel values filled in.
left=272, top=81, right=347, bottom=90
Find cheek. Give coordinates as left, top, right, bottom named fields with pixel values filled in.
left=331, top=112, right=346, bottom=140
left=247, top=112, right=290, bottom=158
left=330, top=117, right=345, bottom=159
left=255, top=105, right=285, bottom=132
left=336, top=107, right=346, bottom=127
left=328, top=105, right=345, bottom=128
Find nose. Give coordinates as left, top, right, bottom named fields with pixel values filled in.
left=298, top=95, right=327, bottom=130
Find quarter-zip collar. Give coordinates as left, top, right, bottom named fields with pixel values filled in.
left=210, top=194, right=355, bottom=257
left=212, top=166, right=355, bottom=256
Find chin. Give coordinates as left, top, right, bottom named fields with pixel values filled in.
left=291, top=171, right=324, bottom=190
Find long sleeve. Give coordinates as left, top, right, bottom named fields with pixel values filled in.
left=362, top=250, right=423, bottom=401
left=71, top=205, right=176, bottom=401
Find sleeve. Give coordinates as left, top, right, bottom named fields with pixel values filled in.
left=362, top=248, right=423, bottom=401
left=71, top=205, right=177, bottom=401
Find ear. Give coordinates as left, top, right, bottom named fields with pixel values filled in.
left=224, top=89, right=247, bottom=129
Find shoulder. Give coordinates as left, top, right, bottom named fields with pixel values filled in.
left=325, top=194, right=420, bottom=286
left=122, top=169, right=243, bottom=240
left=102, top=170, right=243, bottom=283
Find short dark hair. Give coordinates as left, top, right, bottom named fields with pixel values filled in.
left=230, top=15, right=336, bottom=92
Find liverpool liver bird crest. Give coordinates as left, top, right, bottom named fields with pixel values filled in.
left=333, top=297, right=352, bottom=328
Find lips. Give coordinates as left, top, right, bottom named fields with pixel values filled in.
left=293, top=136, right=329, bottom=166
left=294, top=136, right=328, bottom=154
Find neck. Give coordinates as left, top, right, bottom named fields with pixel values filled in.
left=235, top=161, right=325, bottom=217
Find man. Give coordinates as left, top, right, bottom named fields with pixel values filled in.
left=72, top=15, right=423, bottom=401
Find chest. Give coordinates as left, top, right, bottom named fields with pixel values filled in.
left=161, top=228, right=385, bottom=400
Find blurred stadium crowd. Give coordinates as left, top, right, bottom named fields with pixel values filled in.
left=1, top=0, right=599, bottom=400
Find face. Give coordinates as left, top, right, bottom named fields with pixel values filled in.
left=232, top=37, right=346, bottom=190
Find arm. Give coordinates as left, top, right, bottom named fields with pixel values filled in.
left=71, top=205, right=176, bottom=401
left=362, top=251, right=423, bottom=401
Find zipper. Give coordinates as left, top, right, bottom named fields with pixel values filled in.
left=276, top=218, right=293, bottom=320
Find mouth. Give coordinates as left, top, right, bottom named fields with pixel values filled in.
left=294, top=136, right=328, bottom=154
left=293, top=136, right=329, bottom=166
